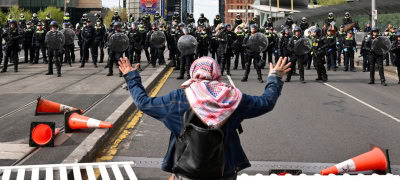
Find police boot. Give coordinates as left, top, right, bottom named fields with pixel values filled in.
left=256, top=66, right=263, bottom=83
left=100, top=54, right=104, bottom=63
left=177, top=65, right=185, bottom=79
left=56, top=65, right=61, bottom=77
left=174, top=58, right=180, bottom=70
left=43, top=58, right=48, bottom=64
left=381, top=80, right=387, bottom=86
left=322, top=74, right=328, bottom=82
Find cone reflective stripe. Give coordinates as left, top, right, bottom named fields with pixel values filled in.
left=64, top=110, right=113, bottom=133
left=29, top=122, right=60, bottom=147
left=321, top=146, right=390, bottom=175
left=35, top=96, right=83, bottom=115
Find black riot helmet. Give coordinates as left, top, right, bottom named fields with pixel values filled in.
left=328, top=12, right=333, bottom=17
left=314, top=28, right=322, bottom=37
left=345, top=12, right=350, bottom=17
left=294, top=26, right=302, bottom=33
left=50, top=21, right=58, bottom=29
left=200, top=13, right=204, bottom=17
left=371, top=27, right=379, bottom=33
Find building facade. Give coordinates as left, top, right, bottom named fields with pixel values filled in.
left=127, top=0, right=141, bottom=20
left=225, top=0, right=255, bottom=25
left=219, top=0, right=225, bottom=23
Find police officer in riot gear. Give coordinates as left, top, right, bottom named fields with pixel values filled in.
left=342, top=31, right=357, bottom=72
left=311, top=28, right=328, bottom=82
left=325, top=12, right=335, bottom=28
left=241, top=25, right=263, bottom=83
left=234, top=26, right=246, bottom=70
left=154, top=11, right=161, bottom=22
left=1, top=20, right=22, bottom=73
left=44, top=13, right=53, bottom=31
left=167, top=24, right=178, bottom=67
left=187, top=13, right=195, bottom=24
left=285, top=15, right=294, bottom=28
left=300, top=17, right=309, bottom=32
left=128, top=13, right=134, bottom=23
left=94, top=19, right=106, bottom=64
left=143, top=13, right=151, bottom=30
left=146, top=23, right=165, bottom=67
left=175, top=23, right=185, bottom=70
left=32, top=22, right=48, bottom=64
left=286, top=27, right=306, bottom=83
left=390, top=31, right=400, bottom=84
left=138, top=22, right=151, bottom=62
left=360, top=34, right=370, bottom=72
left=336, top=25, right=346, bottom=66
left=172, top=11, right=181, bottom=24
left=235, top=14, right=243, bottom=28
left=81, top=13, right=89, bottom=24
left=106, top=22, right=124, bottom=77
left=263, top=17, right=273, bottom=29
left=45, top=21, right=65, bottom=77
left=366, top=27, right=387, bottom=86
left=23, top=21, right=35, bottom=64
left=214, top=14, right=222, bottom=27
left=177, top=27, right=195, bottom=79
left=112, top=11, right=122, bottom=22
left=196, top=26, right=210, bottom=58
left=0, top=22, right=3, bottom=65
left=209, top=27, right=219, bottom=60
left=60, top=22, right=75, bottom=66
left=127, top=22, right=143, bottom=65
left=198, top=13, right=208, bottom=26
left=262, top=26, right=276, bottom=66
left=31, top=13, right=39, bottom=26
left=326, top=28, right=337, bottom=71
left=81, top=19, right=97, bottom=68
left=279, top=28, right=291, bottom=58
left=217, top=23, right=236, bottom=76
left=63, top=13, right=71, bottom=23
left=343, top=12, right=353, bottom=26
left=19, top=13, right=26, bottom=28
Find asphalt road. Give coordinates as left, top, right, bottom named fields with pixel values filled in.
left=109, top=56, right=400, bottom=178
left=0, top=47, right=165, bottom=168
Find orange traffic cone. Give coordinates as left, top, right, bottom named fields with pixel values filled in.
left=64, top=110, right=113, bottom=133
left=29, top=122, right=61, bottom=147
left=35, top=96, right=83, bottom=116
left=320, top=145, right=391, bottom=175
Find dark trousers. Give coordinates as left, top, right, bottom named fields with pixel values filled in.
left=313, top=53, right=327, bottom=79
left=219, top=48, right=233, bottom=74
left=305, top=53, right=312, bottom=69
left=93, top=40, right=103, bottom=63
left=143, top=46, right=151, bottom=62
left=198, top=48, right=208, bottom=58
left=150, top=47, right=163, bottom=66
left=337, top=46, right=343, bottom=65
left=287, top=55, right=305, bottom=81
left=2, top=46, right=19, bottom=71
left=235, top=48, right=246, bottom=69
left=385, top=53, right=390, bottom=66
left=62, top=44, right=75, bottom=65
left=34, top=44, right=47, bottom=63
left=369, top=54, right=386, bottom=82
left=362, top=55, right=369, bottom=71
left=48, top=49, right=61, bottom=75
left=211, top=49, right=217, bottom=60
left=326, top=49, right=336, bottom=70
left=79, top=41, right=83, bottom=62
left=169, top=47, right=177, bottom=65
left=344, top=51, right=355, bottom=70
left=23, top=43, right=34, bottom=63
left=107, top=51, right=123, bottom=75
left=128, top=46, right=142, bottom=64
left=243, top=53, right=262, bottom=79
left=262, top=47, right=274, bottom=64
left=274, top=49, right=280, bottom=64
left=0, top=43, right=3, bottom=64
left=99, top=41, right=105, bottom=63
left=82, top=41, right=96, bottom=66
left=179, top=54, right=194, bottom=78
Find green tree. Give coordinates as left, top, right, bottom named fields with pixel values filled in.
left=0, top=11, right=6, bottom=26
left=6, top=5, right=33, bottom=24
left=104, top=9, right=115, bottom=28
left=37, top=6, right=64, bottom=24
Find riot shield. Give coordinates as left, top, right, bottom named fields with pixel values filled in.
left=61, top=28, right=75, bottom=45
left=294, top=38, right=312, bottom=56
left=109, top=32, right=129, bottom=52
left=46, top=31, right=65, bottom=49
left=247, top=32, right=268, bottom=53
left=150, top=31, right=166, bottom=48
left=178, top=35, right=198, bottom=56
left=372, top=36, right=391, bottom=56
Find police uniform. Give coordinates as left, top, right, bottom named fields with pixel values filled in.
left=60, top=25, right=75, bottom=66
left=360, top=35, right=370, bottom=72
left=234, top=29, right=246, bottom=70
left=146, top=25, right=165, bottom=67
left=94, top=21, right=106, bottom=63
left=342, top=33, right=356, bottom=72
left=138, top=24, right=151, bottom=62
left=1, top=20, right=22, bottom=72
left=214, top=15, right=222, bottom=27
left=81, top=20, right=97, bottom=67
left=0, top=23, right=4, bottom=65
left=22, top=22, right=35, bottom=63
left=262, top=29, right=276, bottom=66
left=167, top=25, right=178, bottom=67
left=311, top=29, right=328, bottom=82
left=241, top=31, right=263, bottom=83
left=336, top=28, right=346, bottom=66
left=196, top=30, right=210, bottom=58
left=209, top=29, right=219, bottom=60
left=127, top=24, right=143, bottom=65
left=106, top=23, right=124, bottom=77
left=217, top=24, right=236, bottom=76
left=286, top=31, right=306, bottom=83
left=366, top=29, right=387, bottom=85
left=326, top=30, right=337, bottom=71
left=390, top=36, right=400, bottom=83
left=45, top=21, right=65, bottom=77
left=32, top=23, right=48, bottom=64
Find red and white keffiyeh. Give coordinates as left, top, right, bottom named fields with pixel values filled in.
left=181, top=57, right=242, bottom=127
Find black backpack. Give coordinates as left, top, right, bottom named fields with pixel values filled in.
left=172, top=108, right=243, bottom=179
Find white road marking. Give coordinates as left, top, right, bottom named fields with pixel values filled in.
left=227, top=75, right=236, bottom=87
left=324, top=83, right=400, bottom=123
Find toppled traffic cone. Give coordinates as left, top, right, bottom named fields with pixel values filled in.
left=64, top=110, right=113, bottom=133
left=35, top=96, right=83, bottom=116
left=320, top=145, right=391, bottom=175
left=29, top=122, right=61, bottom=147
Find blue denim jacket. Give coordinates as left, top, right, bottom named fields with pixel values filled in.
left=124, top=70, right=283, bottom=177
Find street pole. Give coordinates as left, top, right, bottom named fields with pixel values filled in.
left=64, top=0, right=67, bottom=15
left=291, top=0, right=293, bottom=14
left=269, top=0, right=271, bottom=18
left=277, top=0, right=280, bottom=12
left=371, top=0, right=376, bottom=27
left=245, top=0, right=248, bottom=23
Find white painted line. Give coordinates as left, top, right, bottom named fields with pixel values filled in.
left=227, top=75, right=236, bottom=88
left=324, top=83, right=400, bottom=123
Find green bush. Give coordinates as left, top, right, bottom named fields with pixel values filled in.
left=37, top=6, right=64, bottom=24
left=0, top=11, right=6, bottom=26
left=4, top=5, right=32, bottom=24
left=313, top=0, right=346, bottom=5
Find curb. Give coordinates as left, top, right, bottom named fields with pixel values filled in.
left=62, top=62, right=172, bottom=165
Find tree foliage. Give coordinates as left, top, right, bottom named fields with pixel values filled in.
left=37, top=6, right=64, bottom=24
left=4, top=5, right=33, bottom=24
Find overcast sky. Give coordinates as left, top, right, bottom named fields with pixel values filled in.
left=102, top=0, right=219, bottom=25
